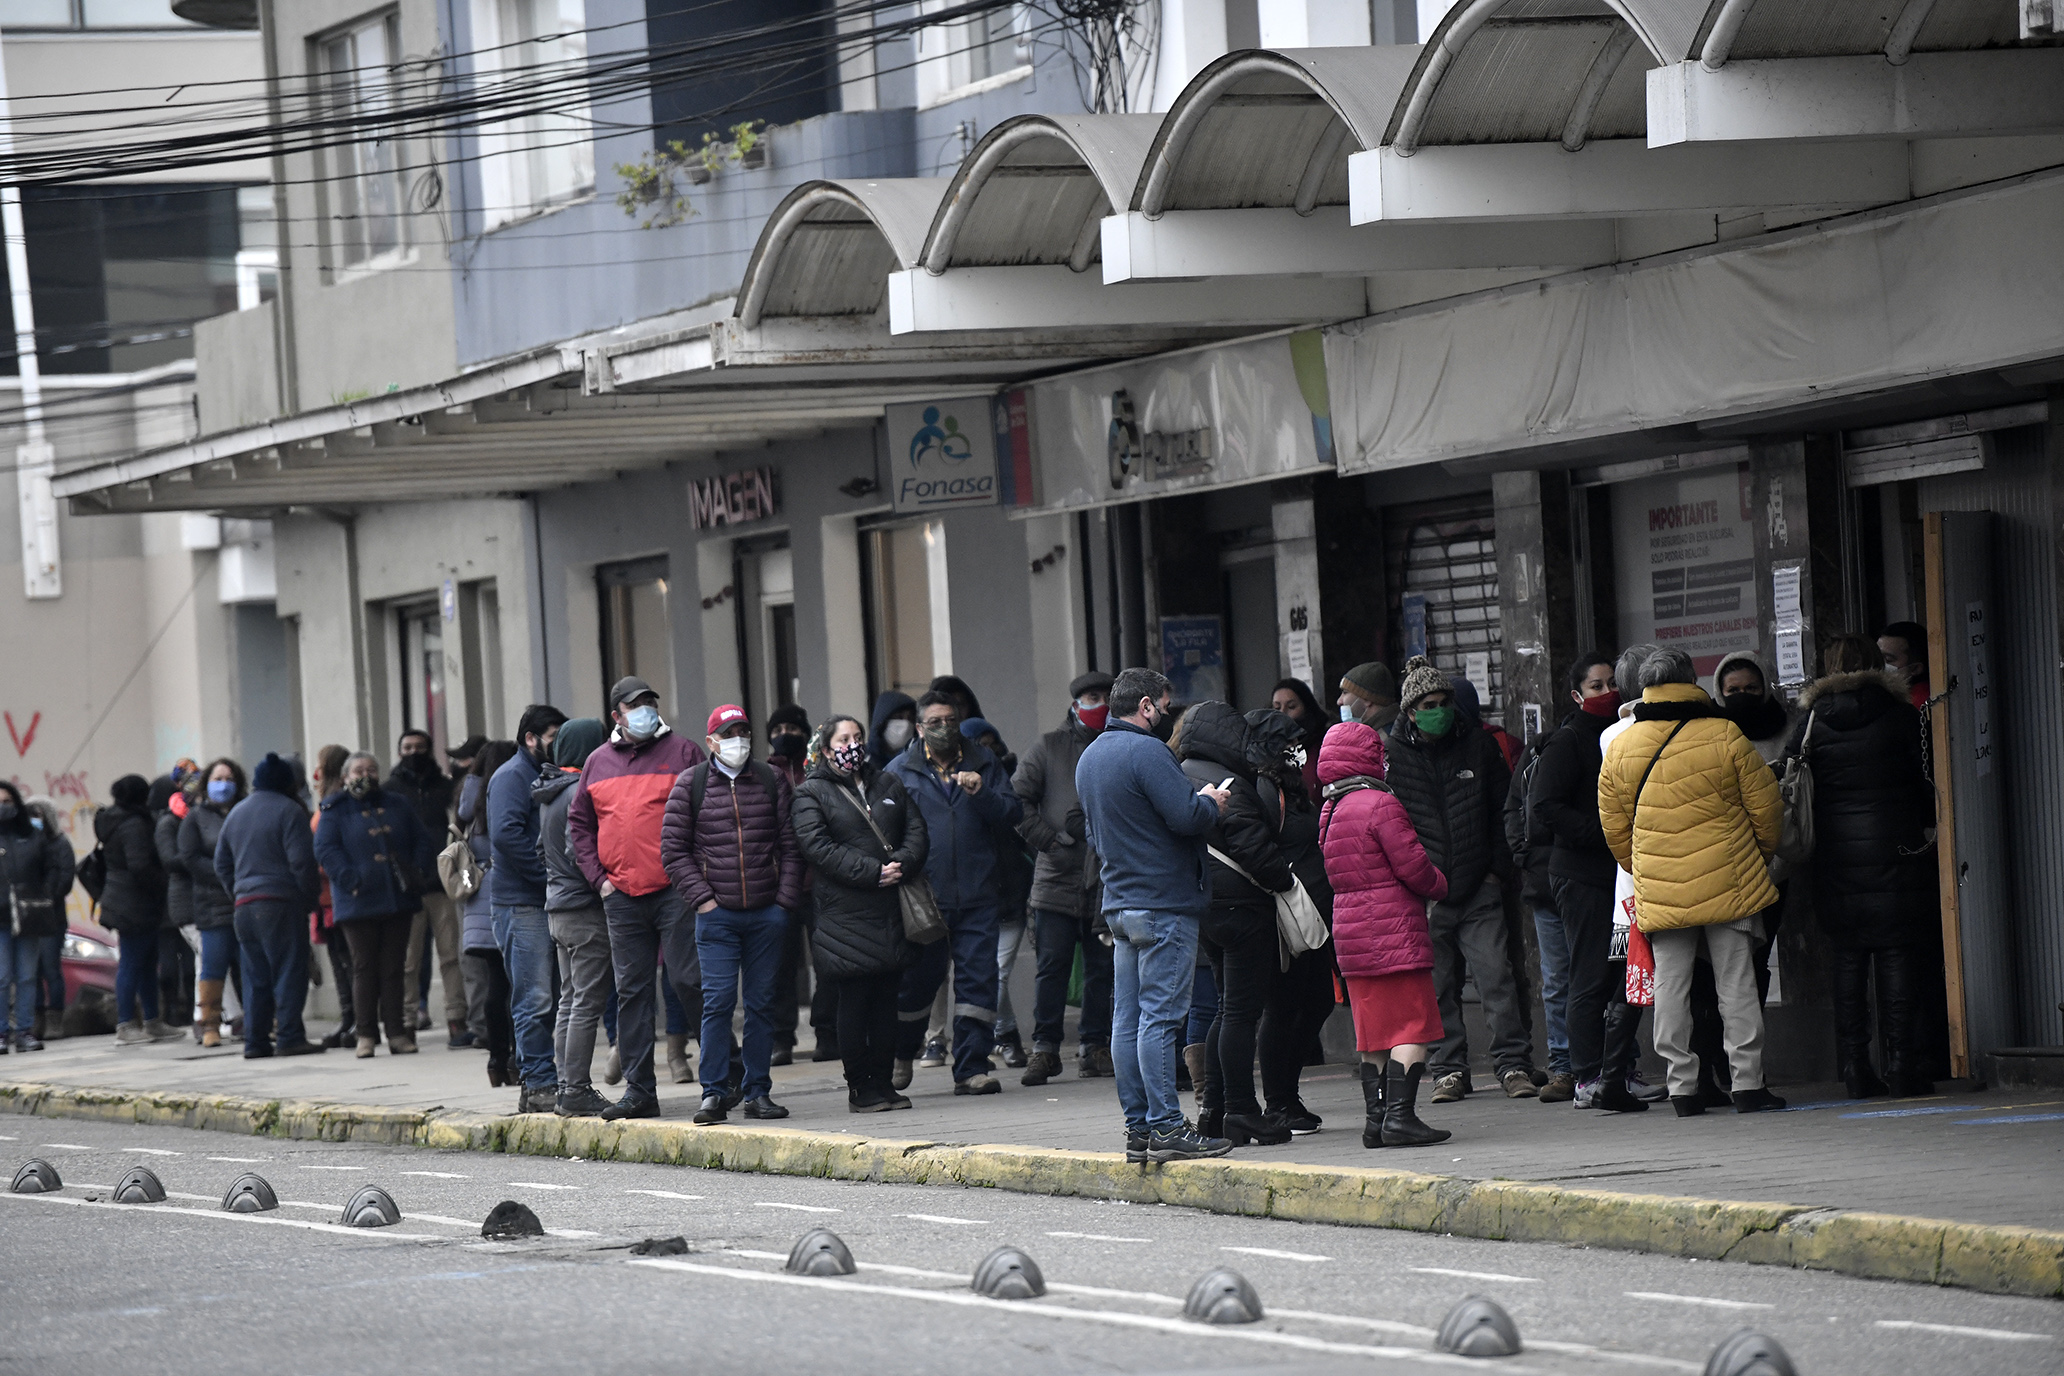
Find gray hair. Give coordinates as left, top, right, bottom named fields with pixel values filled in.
left=1111, top=667, right=1173, bottom=717
left=1615, top=643, right=1660, bottom=692
left=344, top=751, right=381, bottom=777
left=1637, top=647, right=1698, bottom=689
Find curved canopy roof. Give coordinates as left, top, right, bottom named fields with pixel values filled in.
left=921, top=113, right=1160, bottom=274
left=1688, top=0, right=2029, bottom=67
left=736, top=178, right=950, bottom=327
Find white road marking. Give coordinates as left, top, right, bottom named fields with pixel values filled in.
left=1222, top=1246, right=1331, bottom=1263
left=41, top=1143, right=94, bottom=1151
left=626, top=1189, right=704, bottom=1201
left=895, top=1213, right=984, bottom=1226
left=299, top=1165, right=366, bottom=1172
left=727, top=1250, right=1183, bottom=1305
left=627, top=1257, right=1532, bottom=1370
left=207, top=1157, right=266, bottom=1164
left=507, top=1182, right=580, bottom=1191
left=1045, top=1231, right=1150, bottom=1243
left=0, top=1189, right=446, bottom=1240
left=1411, top=1267, right=1541, bottom=1283
left=1625, top=1292, right=1773, bottom=1311
left=0, top=1134, right=17, bottom=1140
left=401, top=1213, right=480, bottom=1228
left=545, top=1229, right=601, bottom=1239
left=754, top=1201, right=839, bottom=1213
left=122, top=1148, right=182, bottom=1156
left=1875, top=1320, right=2053, bottom=1342
left=401, top=1171, right=471, bottom=1179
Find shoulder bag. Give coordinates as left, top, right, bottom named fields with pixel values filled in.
left=1205, top=844, right=1329, bottom=969
left=1771, top=710, right=1818, bottom=881
left=839, top=783, right=946, bottom=945
left=437, top=804, right=485, bottom=901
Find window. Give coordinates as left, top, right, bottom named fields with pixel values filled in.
left=597, top=556, right=674, bottom=718
left=862, top=520, right=948, bottom=700
left=398, top=602, right=449, bottom=756
left=914, top=0, right=1029, bottom=109
left=319, top=12, right=409, bottom=269
left=0, top=0, right=201, bottom=28
left=473, top=0, right=593, bottom=229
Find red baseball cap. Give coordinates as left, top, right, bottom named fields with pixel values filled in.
left=706, top=704, right=748, bottom=736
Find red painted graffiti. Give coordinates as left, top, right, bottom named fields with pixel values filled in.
left=4, top=710, right=39, bottom=757
left=44, top=770, right=89, bottom=800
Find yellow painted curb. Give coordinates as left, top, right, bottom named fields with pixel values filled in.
left=4, top=1078, right=2058, bottom=1299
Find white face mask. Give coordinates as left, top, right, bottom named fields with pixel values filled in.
left=714, top=737, right=752, bottom=769
left=881, top=719, right=914, bottom=751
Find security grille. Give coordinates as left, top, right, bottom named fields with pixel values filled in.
left=1384, top=495, right=1502, bottom=715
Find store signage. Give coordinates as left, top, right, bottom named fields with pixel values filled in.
left=688, top=466, right=779, bottom=531
left=1160, top=616, right=1226, bottom=704
left=886, top=398, right=999, bottom=513
left=1146, top=426, right=1214, bottom=480
left=1611, top=465, right=1758, bottom=677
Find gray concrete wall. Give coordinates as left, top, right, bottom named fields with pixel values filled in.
left=195, top=303, right=282, bottom=433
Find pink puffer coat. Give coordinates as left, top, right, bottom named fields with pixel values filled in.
left=1318, top=723, right=1448, bottom=977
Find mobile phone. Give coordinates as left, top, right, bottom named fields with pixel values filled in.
left=1219, top=777, right=1234, bottom=790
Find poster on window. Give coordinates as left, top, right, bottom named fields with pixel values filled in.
left=1611, top=465, right=1759, bottom=679
left=1159, top=616, right=1227, bottom=705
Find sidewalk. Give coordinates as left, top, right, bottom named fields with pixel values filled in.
left=7, top=1023, right=2061, bottom=1233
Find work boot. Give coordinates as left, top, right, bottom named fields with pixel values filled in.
left=1429, top=1070, right=1469, bottom=1104
left=1500, top=1069, right=1539, bottom=1099
left=356, top=1036, right=377, bottom=1059
left=1538, top=1072, right=1576, bottom=1103
left=1359, top=1061, right=1387, bottom=1148
left=666, top=1033, right=693, bottom=1084
left=556, top=1084, right=614, bottom=1117
left=196, top=979, right=224, bottom=1049
left=517, top=1084, right=558, bottom=1114
left=891, top=1059, right=914, bottom=1090
left=388, top=1032, right=418, bottom=1054
left=1381, top=1062, right=1452, bottom=1147
left=1021, top=1050, right=1062, bottom=1086
left=954, top=1074, right=1002, bottom=1096
left=144, top=1018, right=184, bottom=1043
left=1079, top=1045, right=1114, bottom=1078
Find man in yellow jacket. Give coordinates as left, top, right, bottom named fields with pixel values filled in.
left=1598, top=647, right=1785, bottom=1115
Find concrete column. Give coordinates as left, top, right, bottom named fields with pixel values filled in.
left=1492, top=469, right=1577, bottom=744
left=1271, top=485, right=1323, bottom=689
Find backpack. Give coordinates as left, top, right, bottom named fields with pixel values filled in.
left=76, top=842, right=109, bottom=904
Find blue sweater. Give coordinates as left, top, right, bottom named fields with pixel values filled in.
left=212, top=787, right=319, bottom=912
left=1074, top=720, right=1217, bottom=917
left=885, top=738, right=1022, bottom=910
left=313, top=787, right=438, bottom=922
left=487, top=747, right=550, bottom=907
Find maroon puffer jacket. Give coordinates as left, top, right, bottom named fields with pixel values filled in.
left=659, top=761, right=804, bottom=913
left=1318, top=723, right=1448, bottom=978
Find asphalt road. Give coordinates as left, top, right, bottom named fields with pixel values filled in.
left=2, top=1118, right=2058, bottom=1376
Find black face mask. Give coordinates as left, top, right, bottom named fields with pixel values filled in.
left=999, top=752, right=1018, bottom=777
left=1149, top=707, right=1176, bottom=743
left=770, top=734, right=805, bottom=760
left=398, top=753, right=436, bottom=776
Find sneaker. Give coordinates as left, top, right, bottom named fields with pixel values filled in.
left=954, top=1074, right=1002, bottom=1096
left=1020, top=1050, right=1062, bottom=1086
left=144, top=1018, right=185, bottom=1043
left=1430, top=1071, right=1470, bottom=1104
left=1732, top=1087, right=1787, bottom=1113
left=1124, top=1131, right=1150, bottom=1164
left=114, top=1020, right=149, bottom=1046
left=415, top=1004, right=434, bottom=1031
left=448, top=1025, right=480, bottom=1050
left=556, top=1085, right=615, bottom=1117
left=1538, top=1072, right=1577, bottom=1104
left=517, top=1084, right=557, bottom=1114
left=1147, top=1123, right=1233, bottom=1162
left=994, top=1032, right=1029, bottom=1069
left=742, top=1096, right=789, bottom=1120
left=692, top=1094, right=728, bottom=1125
left=1627, top=1070, right=1668, bottom=1102
left=918, top=1037, right=948, bottom=1068
left=1500, top=1069, right=1539, bottom=1099
left=1279, top=1101, right=1323, bottom=1135
left=601, top=1095, right=660, bottom=1121
left=891, top=1059, right=914, bottom=1091
left=13, top=1031, right=43, bottom=1052
left=1078, top=1046, right=1115, bottom=1079
left=1572, top=1078, right=1600, bottom=1109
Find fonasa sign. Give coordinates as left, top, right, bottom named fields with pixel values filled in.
left=688, top=466, right=779, bottom=531
left=886, top=398, right=999, bottom=514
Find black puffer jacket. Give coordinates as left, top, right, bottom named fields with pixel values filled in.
left=1176, top=702, right=1292, bottom=909
left=1529, top=708, right=1618, bottom=887
left=1503, top=726, right=1556, bottom=904
left=1786, top=669, right=1938, bottom=948
left=179, top=801, right=237, bottom=930
left=94, top=803, right=167, bottom=933
left=1013, top=713, right=1097, bottom=916
left=0, top=808, right=75, bottom=938
left=155, top=807, right=193, bottom=927
left=793, top=762, right=928, bottom=981
left=1384, top=715, right=1512, bottom=904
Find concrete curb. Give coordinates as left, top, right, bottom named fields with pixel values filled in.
left=5, top=1078, right=2059, bottom=1299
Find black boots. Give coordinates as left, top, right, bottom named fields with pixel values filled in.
left=1359, top=1062, right=1385, bottom=1147
left=1841, top=1056, right=1890, bottom=1099
left=1222, top=1112, right=1292, bottom=1147
left=1594, top=1002, right=1649, bottom=1112
left=1380, top=1061, right=1451, bottom=1147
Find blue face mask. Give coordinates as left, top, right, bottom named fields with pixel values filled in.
left=623, top=705, right=661, bottom=740
left=207, top=778, right=236, bottom=804
left=1339, top=704, right=1356, bottom=723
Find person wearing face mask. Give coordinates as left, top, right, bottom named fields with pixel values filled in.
left=387, top=730, right=468, bottom=1047
left=213, top=753, right=325, bottom=1058
left=178, top=759, right=246, bottom=1047
left=763, top=703, right=821, bottom=1066
left=488, top=703, right=570, bottom=1111
left=962, top=716, right=1038, bottom=1072
left=150, top=771, right=196, bottom=1032
left=0, top=780, right=74, bottom=1051
left=569, top=678, right=709, bottom=1120
left=1336, top=662, right=1401, bottom=731
left=1246, top=707, right=1335, bottom=1135
left=96, top=774, right=176, bottom=1046
left=868, top=692, right=918, bottom=771
left=1709, top=651, right=1794, bottom=768
left=660, top=705, right=804, bottom=1124
left=1011, top=671, right=1117, bottom=1086
left=1383, top=657, right=1535, bottom=1104
left=314, top=752, right=441, bottom=1057
left=885, top=690, right=1024, bottom=1096
left=1270, top=678, right=1327, bottom=799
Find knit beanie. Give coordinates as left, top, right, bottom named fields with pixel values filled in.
left=767, top=702, right=813, bottom=736
left=251, top=752, right=297, bottom=796
left=1342, top=660, right=1397, bottom=703
left=1396, top=655, right=1450, bottom=711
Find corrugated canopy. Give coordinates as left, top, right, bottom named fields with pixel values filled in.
left=921, top=113, right=1161, bottom=273
left=735, top=178, right=951, bottom=327
left=1688, top=0, right=2028, bottom=65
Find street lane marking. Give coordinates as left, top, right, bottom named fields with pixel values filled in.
left=207, top=1157, right=266, bottom=1163
left=626, top=1189, right=704, bottom=1201
left=1046, top=1232, right=1150, bottom=1243
left=0, top=1134, right=17, bottom=1140
left=41, top=1143, right=94, bottom=1151
left=401, top=1171, right=471, bottom=1179
left=755, top=1202, right=839, bottom=1213
left=626, top=1258, right=1534, bottom=1370
left=1954, top=1112, right=2064, bottom=1125
left=1411, top=1267, right=1541, bottom=1283
left=895, top=1213, right=984, bottom=1225
left=1625, top=1292, right=1772, bottom=1311
left=122, top=1148, right=182, bottom=1156
left=728, top=1250, right=1183, bottom=1304
left=1223, top=1246, right=1330, bottom=1263
left=507, top=1182, right=580, bottom=1190
left=1272, top=1310, right=1696, bottom=1371
left=0, top=1188, right=446, bottom=1240
left=1875, top=1320, right=2052, bottom=1342
left=299, top=1164, right=367, bottom=1171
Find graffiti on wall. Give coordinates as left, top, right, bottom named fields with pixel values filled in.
left=5, top=710, right=39, bottom=757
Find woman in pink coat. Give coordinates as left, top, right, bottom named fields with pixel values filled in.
left=1318, top=721, right=1451, bottom=1148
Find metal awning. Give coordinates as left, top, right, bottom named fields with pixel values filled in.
left=920, top=113, right=1160, bottom=273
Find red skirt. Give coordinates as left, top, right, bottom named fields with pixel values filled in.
left=1344, top=971, right=1444, bottom=1052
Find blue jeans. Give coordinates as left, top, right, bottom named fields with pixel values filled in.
left=696, top=904, right=787, bottom=1102
left=114, top=929, right=160, bottom=1024
left=234, top=899, right=310, bottom=1052
left=896, top=904, right=1002, bottom=1083
left=1533, top=901, right=1572, bottom=1075
left=1030, top=908, right=1114, bottom=1052
left=1106, top=908, right=1200, bottom=1136
left=492, top=903, right=558, bottom=1091
left=0, top=927, right=39, bottom=1032
left=198, top=926, right=237, bottom=981
left=1186, top=960, right=1218, bottom=1047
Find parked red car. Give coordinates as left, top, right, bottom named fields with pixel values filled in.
left=60, top=919, right=119, bottom=1025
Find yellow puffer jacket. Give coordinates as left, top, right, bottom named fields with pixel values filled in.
left=1598, top=683, right=1781, bottom=932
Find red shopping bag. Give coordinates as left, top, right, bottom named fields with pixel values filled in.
left=1624, top=901, right=1655, bottom=1007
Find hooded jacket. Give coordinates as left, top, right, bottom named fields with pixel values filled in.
left=1176, top=701, right=1292, bottom=910
left=532, top=767, right=595, bottom=916
left=659, top=757, right=804, bottom=913
left=886, top=734, right=1021, bottom=909
left=793, top=760, right=927, bottom=980
left=314, top=784, right=439, bottom=922
left=179, top=796, right=238, bottom=930
left=1012, top=709, right=1100, bottom=916
left=1318, top=723, right=1447, bottom=978
left=1787, top=668, right=1938, bottom=947
left=93, top=802, right=166, bottom=933
left=212, top=784, right=319, bottom=913
left=1710, top=648, right=1796, bottom=767
left=867, top=692, right=917, bottom=772
left=568, top=725, right=707, bottom=899
left=1598, top=683, right=1782, bottom=932
left=1382, top=714, right=1512, bottom=905
left=0, top=798, right=74, bottom=939
left=1528, top=706, right=1619, bottom=887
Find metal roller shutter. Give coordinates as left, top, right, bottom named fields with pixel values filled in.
left=1384, top=495, right=1503, bottom=715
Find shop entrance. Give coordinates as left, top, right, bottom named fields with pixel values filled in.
left=861, top=517, right=948, bottom=701
left=735, top=538, right=798, bottom=724
left=598, top=554, right=675, bottom=719
left=1383, top=494, right=1502, bottom=714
